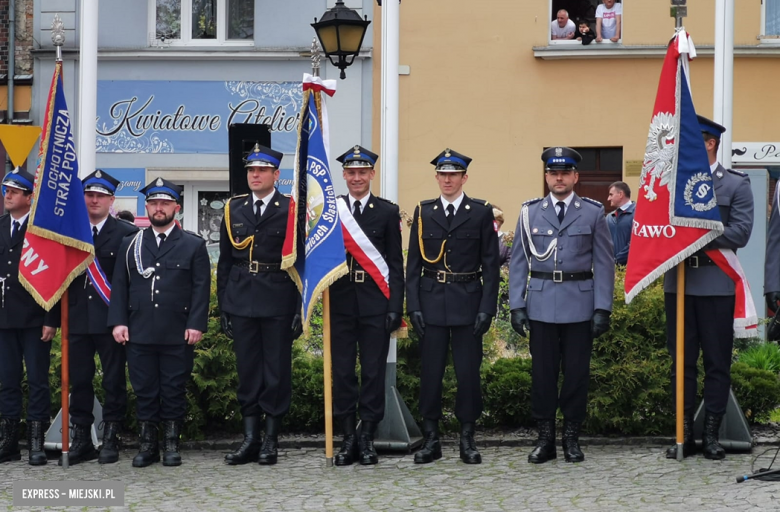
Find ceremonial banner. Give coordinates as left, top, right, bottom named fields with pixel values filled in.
left=283, top=74, right=347, bottom=327
left=19, top=61, right=94, bottom=310
left=624, top=31, right=723, bottom=303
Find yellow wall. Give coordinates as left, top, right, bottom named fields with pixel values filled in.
left=372, top=0, right=780, bottom=229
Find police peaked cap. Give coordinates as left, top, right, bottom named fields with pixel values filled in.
left=696, top=115, right=727, bottom=139
left=82, top=169, right=120, bottom=196
left=337, top=145, right=378, bottom=168
left=431, top=148, right=472, bottom=172
left=245, top=143, right=283, bottom=169
left=542, top=147, right=582, bottom=171
left=140, top=177, right=183, bottom=202
left=2, top=167, right=35, bottom=192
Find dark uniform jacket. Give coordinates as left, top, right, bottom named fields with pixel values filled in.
left=107, top=226, right=210, bottom=344
left=217, top=190, right=299, bottom=318
left=406, top=195, right=500, bottom=326
left=330, top=194, right=404, bottom=317
left=69, top=216, right=138, bottom=334
left=0, top=215, right=60, bottom=328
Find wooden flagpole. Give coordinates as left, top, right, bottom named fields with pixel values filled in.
left=61, top=290, right=70, bottom=468
left=675, top=263, right=685, bottom=461
left=322, top=290, right=334, bottom=466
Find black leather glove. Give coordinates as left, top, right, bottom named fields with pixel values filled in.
left=385, top=312, right=402, bottom=333
left=291, top=314, right=303, bottom=340
left=473, top=312, right=493, bottom=337
left=410, top=311, right=425, bottom=337
left=220, top=312, right=233, bottom=339
left=510, top=308, right=530, bottom=337
left=767, top=292, right=780, bottom=314
left=591, top=309, right=611, bottom=338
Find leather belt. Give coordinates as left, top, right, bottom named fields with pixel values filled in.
left=686, top=254, right=717, bottom=268
left=349, top=270, right=369, bottom=283
left=422, top=268, right=481, bottom=283
left=235, top=261, right=281, bottom=274
left=530, top=270, right=593, bottom=283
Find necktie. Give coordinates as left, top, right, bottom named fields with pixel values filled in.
left=447, top=204, right=455, bottom=226
left=353, top=199, right=362, bottom=220
left=92, top=226, right=99, bottom=241
left=11, top=221, right=19, bottom=238
left=158, top=232, right=166, bottom=247
left=557, top=201, right=565, bottom=224
left=255, top=199, right=264, bottom=222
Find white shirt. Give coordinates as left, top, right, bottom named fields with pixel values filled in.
left=10, top=212, right=29, bottom=236
left=91, top=216, right=108, bottom=236
left=252, top=189, right=277, bottom=217
left=710, top=162, right=719, bottom=174
left=596, top=3, right=622, bottom=39
left=349, top=192, right=371, bottom=214
left=152, top=224, right=176, bottom=246
left=619, top=200, right=633, bottom=211
left=551, top=19, right=575, bottom=39
left=549, top=192, right=574, bottom=217
left=440, top=193, right=465, bottom=216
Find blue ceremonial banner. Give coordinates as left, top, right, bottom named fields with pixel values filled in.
left=283, top=77, right=346, bottom=327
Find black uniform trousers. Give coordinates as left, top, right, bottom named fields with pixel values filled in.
left=331, top=312, right=390, bottom=422
left=528, top=320, right=593, bottom=422
left=0, top=327, right=52, bottom=421
left=419, top=325, right=483, bottom=423
left=126, top=342, right=194, bottom=422
left=232, top=315, right=294, bottom=419
left=69, top=333, right=127, bottom=424
left=665, top=293, right=735, bottom=416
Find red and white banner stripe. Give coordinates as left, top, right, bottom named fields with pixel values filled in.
left=706, top=248, right=758, bottom=338
left=336, top=197, right=390, bottom=298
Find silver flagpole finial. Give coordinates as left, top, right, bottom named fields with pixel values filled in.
left=51, top=14, right=65, bottom=61
left=311, top=38, right=321, bottom=77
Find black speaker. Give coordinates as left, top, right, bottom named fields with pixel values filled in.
left=228, top=123, right=272, bottom=197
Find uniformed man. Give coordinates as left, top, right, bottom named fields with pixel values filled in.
left=406, top=148, right=499, bottom=465
left=108, top=178, right=210, bottom=468
left=666, top=116, right=753, bottom=460
left=62, top=170, right=138, bottom=466
left=330, top=146, right=404, bottom=466
left=0, top=168, right=59, bottom=466
left=509, top=147, right=614, bottom=464
left=218, top=144, right=302, bottom=467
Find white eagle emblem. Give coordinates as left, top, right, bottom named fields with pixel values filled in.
left=641, top=112, right=676, bottom=202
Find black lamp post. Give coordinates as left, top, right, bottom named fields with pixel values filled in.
left=312, top=1, right=371, bottom=79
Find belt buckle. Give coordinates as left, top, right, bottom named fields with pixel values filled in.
left=249, top=261, right=260, bottom=274
left=689, top=256, right=699, bottom=268
left=354, top=270, right=365, bottom=283
left=553, top=270, right=563, bottom=283
left=437, top=271, right=447, bottom=283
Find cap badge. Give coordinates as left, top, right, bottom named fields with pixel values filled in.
left=353, top=146, right=361, bottom=155
left=95, top=170, right=102, bottom=178
left=444, top=149, right=451, bottom=157
left=156, top=178, right=164, bottom=187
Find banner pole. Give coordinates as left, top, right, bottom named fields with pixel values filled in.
left=61, top=289, right=70, bottom=469
left=322, top=289, right=334, bottom=467
left=675, top=263, right=685, bottom=461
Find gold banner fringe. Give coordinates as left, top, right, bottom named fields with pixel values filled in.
left=19, top=255, right=92, bottom=311
left=301, top=262, right=348, bottom=336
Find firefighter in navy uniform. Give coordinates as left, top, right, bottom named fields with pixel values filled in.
left=406, top=149, right=500, bottom=465
left=218, top=144, right=303, bottom=467
left=108, top=178, right=211, bottom=468
left=0, top=168, right=60, bottom=466
left=62, top=170, right=138, bottom=466
left=330, top=146, right=404, bottom=466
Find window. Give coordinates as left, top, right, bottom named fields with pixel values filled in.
left=763, top=0, right=780, bottom=43
left=150, top=0, right=254, bottom=46
left=549, top=0, right=622, bottom=46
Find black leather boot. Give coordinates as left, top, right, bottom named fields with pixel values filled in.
left=459, top=422, right=481, bottom=464
left=60, top=423, right=97, bottom=466
left=258, top=415, right=279, bottom=465
left=27, top=420, right=49, bottom=466
left=335, top=415, right=358, bottom=466
left=665, top=414, right=696, bottom=459
left=0, top=418, right=21, bottom=463
left=162, top=420, right=182, bottom=466
left=414, top=420, right=442, bottom=464
left=562, top=421, right=584, bottom=463
left=359, top=421, right=378, bottom=465
left=528, top=420, right=556, bottom=464
left=225, top=416, right=262, bottom=465
left=702, top=413, right=726, bottom=460
left=98, top=421, right=121, bottom=464
left=132, top=422, right=160, bottom=468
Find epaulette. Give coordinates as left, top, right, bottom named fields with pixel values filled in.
left=281, top=193, right=291, bottom=197
left=117, top=218, right=135, bottom=227
left=420, top=198, right=437, bottom=205
left=375, top=196, right=397, bottom=206
left=184, top=229, right=204, bottom=239
left=522, top=197, right=543, bottom=206
left=581, top=197, right=603, bottom=207
left=469, top=198, right=491, bottom=208
left=230, top=193, right=249, bottom=200
left=727, top=169, right=747, bottom=177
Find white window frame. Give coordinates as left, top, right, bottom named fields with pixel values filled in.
left=148, top=0, right=255, bottom=47
left=761, top=0, right=780, bottom=44
left=547, top=0, right=623, bottom=46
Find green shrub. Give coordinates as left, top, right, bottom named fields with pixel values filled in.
left=731, top=362, right=780, bottom=423
left=737, top=343, right=780, bottom=374
left=482, top=357, right=533, bottom=427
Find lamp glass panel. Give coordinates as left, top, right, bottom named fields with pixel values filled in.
left=317, top=25, right=339, bottom=54
left=337, top=24, right=365, bottom=53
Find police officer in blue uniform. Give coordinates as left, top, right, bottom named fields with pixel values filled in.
left=108, top=178, right=211, bottom=468
left=330, top=146, right=404, bottom=466
left=407, top=148, right=500, bottom=465
left=0, top=168, right=60, bottom=466
left=62, top=170, right=138, bottom=466
left=218, top=145, right=302, bottom=467
left=509, top=147, right=615, bottom=464
left=667, top=116, right=753, bottom=460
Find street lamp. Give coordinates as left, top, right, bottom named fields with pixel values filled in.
left=312, top=0, right=371, bottom=79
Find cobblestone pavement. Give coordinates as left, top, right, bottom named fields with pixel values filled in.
left=2, top=444, right=780, bottom=511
